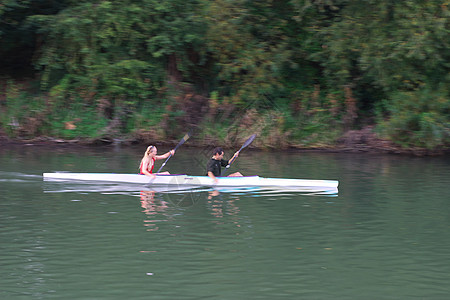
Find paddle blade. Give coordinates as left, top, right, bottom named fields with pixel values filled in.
left=240, top=134, right=256, bottom=151
left=182, top=133, right=190, bottom=142
left=174, top=132, right=192, bottom=150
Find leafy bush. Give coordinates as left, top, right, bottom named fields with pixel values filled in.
left=377, top=86, right=450, bottom=149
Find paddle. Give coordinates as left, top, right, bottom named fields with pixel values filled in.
left=221, top=134, right=256, bottom=176
left=156, top=132, right=191, bottom=173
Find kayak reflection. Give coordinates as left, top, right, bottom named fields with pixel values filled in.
left=44, top=181, right=338, bottom=197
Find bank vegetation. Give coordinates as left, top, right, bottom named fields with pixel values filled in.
left=1, top=1, right=449, bottom=154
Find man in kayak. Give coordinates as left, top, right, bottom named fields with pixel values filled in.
left=206, top=147, right=243, bottom=183
left=140, top=145, right=175, bottom=178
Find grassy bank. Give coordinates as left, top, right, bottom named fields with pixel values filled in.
left=1, top=79, right=449, bottom=156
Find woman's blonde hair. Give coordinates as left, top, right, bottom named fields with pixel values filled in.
left=139, top=145, right=155, bottom=169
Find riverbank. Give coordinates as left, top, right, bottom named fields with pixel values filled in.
left=1, top=127, right=448, bottom=156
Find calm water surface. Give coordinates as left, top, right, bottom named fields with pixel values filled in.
left=1, top=145, right=449, bottom=299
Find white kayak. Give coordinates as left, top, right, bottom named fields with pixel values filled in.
left=43, top=173, right=338, bottom=192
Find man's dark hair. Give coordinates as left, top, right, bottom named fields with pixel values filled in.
left=212, top=147, right=224, bottom=156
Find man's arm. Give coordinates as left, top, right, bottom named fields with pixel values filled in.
left=227, top=151, right=239, bottom=165
left=207, top=171, right=218, bottom=183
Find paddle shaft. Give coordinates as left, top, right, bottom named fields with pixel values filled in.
left=221, top=134, right=256, bottom=176
left=156, top=132, right=191, bottom=173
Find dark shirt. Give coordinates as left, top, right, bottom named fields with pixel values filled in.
left=206, top=158, right=228, bottom=177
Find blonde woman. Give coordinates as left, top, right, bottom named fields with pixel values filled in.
left=139, top=145, right=175, bottom=178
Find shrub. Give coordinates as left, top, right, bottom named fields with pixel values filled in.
left=377, top=86, right=450, bottom=149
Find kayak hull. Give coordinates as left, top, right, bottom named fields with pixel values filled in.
left=43, top=173, right=338, bottom=190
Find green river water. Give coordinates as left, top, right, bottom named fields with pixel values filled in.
left=1, top=145, right=449, bottom=299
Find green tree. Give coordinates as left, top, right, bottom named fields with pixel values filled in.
left=203, top=0, right=295, bottom=106
left=0, top=0, right=73, bottom=76
left=304, top=0, right=449, bottom=99
left=29, top=0, right=207, bottom=108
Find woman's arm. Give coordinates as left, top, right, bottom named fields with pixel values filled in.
left=155, top=149, right=175, bottom=160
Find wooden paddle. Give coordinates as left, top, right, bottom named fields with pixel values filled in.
left=156, top=132, right=191, bottom=173
left=221, top=134, right=256, bottom=176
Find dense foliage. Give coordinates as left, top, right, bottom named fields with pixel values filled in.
left=1, top=0, right=449, bottom=150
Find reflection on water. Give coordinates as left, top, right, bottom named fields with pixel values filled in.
left=43, top=181, right=338, bottom=197
left=207, top=193, right=241, bottom=220
left=43, top=179, right=334, bottom=233
left=138, top=187, right=244, bottom=230
left=140, top=191, right=168, bottom=213
left=140, top=190, right=169, bottom=231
